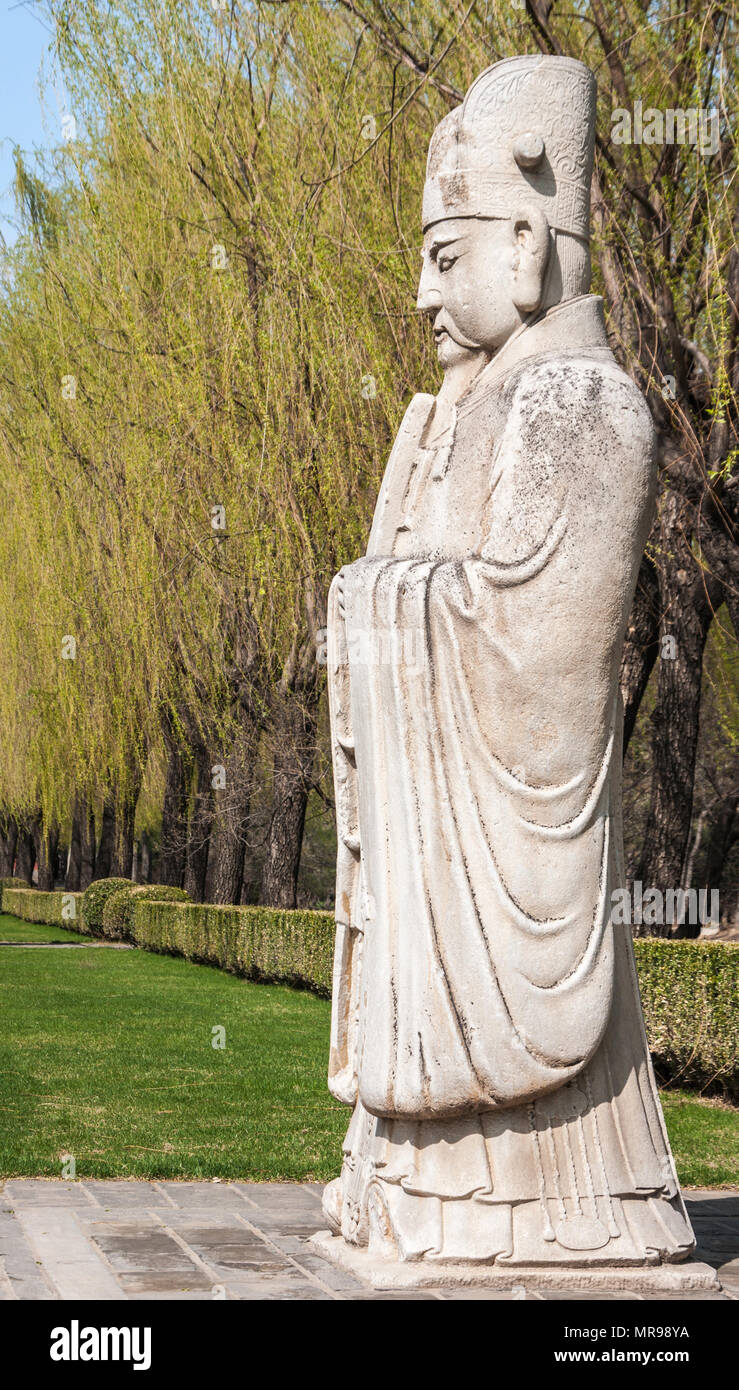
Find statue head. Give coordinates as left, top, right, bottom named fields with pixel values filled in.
left=417, top=56, right=596, bottom=356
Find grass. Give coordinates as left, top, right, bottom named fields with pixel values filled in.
left=660, top=1090, right=739, bottom=1188
left=0, top=936, right=346, bottom=1180
left=0, top=912, right=88, bottom=944
left=0, top=919, right=735, bottom=1186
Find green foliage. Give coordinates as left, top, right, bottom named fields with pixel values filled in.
left=11, top=147, right=65, bottom=250
left=0, top=877, right=33, bottom=908
left=132, top=900, right=335, bottom=996
left=0, top=0, right=436, bottom=842
left=81, top=877, right=134, bottom=935
left=0, top=0, right=734, bottom=906
left=634, top=939, right=739, bottom=1097
left=2, top=887, right=83, bottom=928
left=101, top=883, right=189, bottom=941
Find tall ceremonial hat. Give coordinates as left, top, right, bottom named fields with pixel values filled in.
left=422, top=55, right=596, bottom=240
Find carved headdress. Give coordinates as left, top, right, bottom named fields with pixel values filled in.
left=422, top=55, right=596, bottom=240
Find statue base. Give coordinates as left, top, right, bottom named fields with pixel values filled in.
left=310, top=1231, right=721, bottom=1293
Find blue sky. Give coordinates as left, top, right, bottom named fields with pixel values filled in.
left=0, top=1, right=66, bottom=244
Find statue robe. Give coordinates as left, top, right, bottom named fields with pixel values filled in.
left=326, top=296, right=695, bottom=1264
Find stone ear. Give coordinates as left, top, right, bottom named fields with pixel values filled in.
left=509, top=203, right=550, bottom=314
left=512, top=131, right=545, bottom=170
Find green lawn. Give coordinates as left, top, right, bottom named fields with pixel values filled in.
left=0, top=922, right=736, bottom=1186
left=0, top=935, right=346, bottom=1180
left=0, top=912, right=88, bottom=944
left=661, top=1091, right=739, bottom=1188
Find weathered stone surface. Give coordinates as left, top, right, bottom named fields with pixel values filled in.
left=75, top=1181, right=175, bottom=1208
left=3, top=1179, right=98, bottom=1207
left=310, top=1232, right=721, bottom=1292
left=321, top=54, right=701, bottom=1279
left=0, top=1209, right=56, bottom=1300
left=11, top=1208, right=124, bottom=1300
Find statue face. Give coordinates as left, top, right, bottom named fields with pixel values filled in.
left=417, top=215, right=546, bottom=354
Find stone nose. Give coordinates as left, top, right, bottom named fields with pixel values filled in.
left=416, top=264, right=442, bottom=315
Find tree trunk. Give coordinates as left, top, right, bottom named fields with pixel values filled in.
left=37, top=822, right=59, bottom=891
left=15, top=824, right=35, bottom=884
left=700, top=791, right=738, bottom=927
left=96, top=797, right=116, bottom=879
left=260, top=672, right=320, bottom=910
left=80, top=800, right=96, bottom=889
left=682, top=807, right=709, bottom=890
left=66, top=798, right=83, bottom=891
left=240, top=839, right=262, bottom=905
left=636, top=491, right=723, bottom=933
left=111, top=795, right=138, bottom=878
left=620, top=552, right=660, bottom=756
left=140, top=832, right=152, bottom=885
left=91, top=782, right=138, bottom=881
left=184, top=746, right=213, bottom=902
left=157, top=737, right=191, bottom=887
left=720, top=873, right=739, bottom=930
left=0, top=817, right=18, bottom=877
left=205, top=716, right=258, bottom=905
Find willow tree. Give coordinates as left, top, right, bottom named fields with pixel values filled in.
left=35, top=0, right=440, bottom=903
left=1, top=0, right=733, bottom=920
left=315, top=0, right=739, bottom=926
left=0, top=0, right=429, bottom=900
left=0, top=179, right=166, bottom=881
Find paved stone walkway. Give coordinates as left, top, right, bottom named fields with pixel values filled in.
left=0, top=1181, right=735, bottom=1300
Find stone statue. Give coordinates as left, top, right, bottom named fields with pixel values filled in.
left=313, top=55, right=718, bottom=1290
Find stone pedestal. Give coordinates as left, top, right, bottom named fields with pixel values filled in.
left=310, top=1231, right=721, bottom=1293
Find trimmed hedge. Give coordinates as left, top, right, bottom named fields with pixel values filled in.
left=2, top=884, right=737, bottom=1094
left=634, top=938, right=738, bottom=1096
left=131, top=900, right=335, bottom=997
left=133, top=906, right=738, bottom=1091
left=81, top=878, right=134, bottom=935
left=102, top=884, right=189, bottom=941
left=0, top=876, right=32, bottom=908
left=2, top=887, right=84, bottom=928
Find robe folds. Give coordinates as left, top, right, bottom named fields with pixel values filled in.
left=328, top=295, right=656, bottom=1123
left=324, top=296, right=695, bottom=1263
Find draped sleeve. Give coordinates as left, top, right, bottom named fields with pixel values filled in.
left=328, top=357, right=655, bottom=1120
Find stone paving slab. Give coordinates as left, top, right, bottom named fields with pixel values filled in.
left=0, top=1209, right=56, bottom=1300
left=61, top=1181, right=176, bottom=1209
left=11, top=1208, right=123, bottom=1300
left=0, top=1180, right=736, bottom=1301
